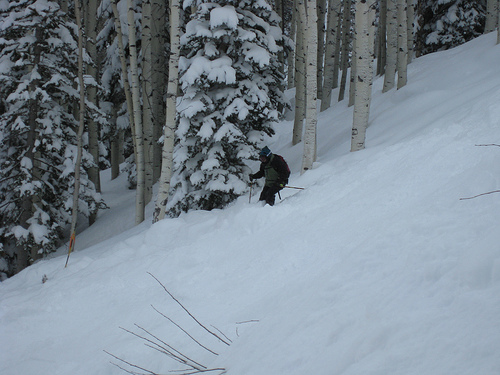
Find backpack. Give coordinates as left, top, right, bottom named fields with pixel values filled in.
left=275, top=155, right=290, bottom=180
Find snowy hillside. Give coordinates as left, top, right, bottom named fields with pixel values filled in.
left=1, top=33, right=500, bottom=375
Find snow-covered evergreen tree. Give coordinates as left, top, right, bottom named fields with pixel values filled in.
left=416, top=0, right=486, bottom=56
left=0, top=0, right=103, bottom=275
left=167, top=0, right=287, bottom=216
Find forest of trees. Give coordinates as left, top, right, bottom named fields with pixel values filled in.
left=1, top=0, right=499, bottom=278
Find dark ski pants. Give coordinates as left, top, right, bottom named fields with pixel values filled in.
left=259, top=185, right=281, bottom=206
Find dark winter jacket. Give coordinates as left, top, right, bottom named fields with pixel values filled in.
left=252, top=154, right=290, bottom=187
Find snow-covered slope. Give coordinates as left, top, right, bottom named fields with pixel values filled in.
left=1, top=34, right=500, bottom=375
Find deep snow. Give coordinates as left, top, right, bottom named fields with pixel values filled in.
left=1, top=33, right=500, bottom=375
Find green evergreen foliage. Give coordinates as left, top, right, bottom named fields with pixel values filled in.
left=167, top=0, right=288, bottom=216
left=0, top=0, right=103, bottom=275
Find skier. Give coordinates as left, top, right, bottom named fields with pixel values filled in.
left=249, top=146, right=290, bottom=206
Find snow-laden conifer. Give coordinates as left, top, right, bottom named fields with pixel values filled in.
left=416, top=0, right=486, bottom=56
left=0, top=0, right=103, bottom=275
left=167, top=0, right=287, bottom=216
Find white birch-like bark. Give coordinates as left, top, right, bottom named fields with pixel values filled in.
left=320, top=0, right=341, bottom=112
left=351, top=0, right=376, bottom=152
left=348, top=33, right=356, bottom=107
left=301, top=0, right=318, bottom=174
left=333, top=9, right=342, bottom=88
left=153, top=0, right=181, bottom=222
left=396, top=0, right=408, bottom=89
left=382, top=0, right=397, bottom=92
left=142, top=0, right=154, bottom=205
left=127, top=0, right=146, bottom=224
left=338, top=0, right=352, bottom=102
left=317, top=0, right=326, bottom=99
left=66, top=0, right=86, bottom=266
left=292, top=0, right=306, bottom=145
left=406, top=0, right=415, bottom=64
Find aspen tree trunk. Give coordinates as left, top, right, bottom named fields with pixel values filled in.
left=110, top=105, right=121, bottom=180
left=320, top=0, right=341, bottom=112
left=333, top=9, right=342, bottom=88
left=351, top=0, right=376, bottom=152
left=396, top=0, right=408, bottom=89
left=287, top=2, right=296, bottom=89
left=142, top=0, right=154, bottom=205
left=111, top=0, right=137, bottom=156
left=127, top=0, right=146, bottom=224
left=376, top=0, right=387, bottom=75
left=301, top=0, right=318, bottom=174
left=276, top=0, right=286, bottom=96
left=485, top=0, right=499, bottom=33
left=153, top=0, right=181, bottom=222
left=85, top=0, right=100, bottom=226
left=151, top=0, right=167, bottom=181
left=317, top=0, right=326, bottom=99
left=406, top=0, right=415, bottom=64
left=497, top=0, right=500, bottom=44
left=382, top=0, right=397, bottom=92
left=497, top=6, right=500, bottom=44
left=348, top=33, right=356, bottom=107
left=66, top=0, right=86, bottom=266
left=292, top=0, right=306, bottom=145
left=338, top=0, right=352, bottom=102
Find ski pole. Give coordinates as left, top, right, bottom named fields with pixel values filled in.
left=249, top=182, right=253, bottom=203
left=284, top=185, right=305, bottom=190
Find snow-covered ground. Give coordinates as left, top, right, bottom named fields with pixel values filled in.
left=1, top=33, right=500, bottom=375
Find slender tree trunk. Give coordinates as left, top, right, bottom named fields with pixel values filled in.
left=127, top=0, right=146, bottom=224
left=292, top=0, right=306, bottom=145
left=153, top=0, right=181, bottom=222
left=110, top=104, right=122, bottom=180
left=66, top=0, right=86, bottom=267
left=351, top=0, right=376, bottom=152
left=111, top=0, right=137, bottom=157
left=320, top=0, right=341, bottom=112
left=17, top=27, right=42, bottom=273
left=316, top=0, right=326, bottom=99
left=396, top=0, right=408, bottom=89
left=348, top=32, right=356, bottom=107
left=333, top=8, right=342, bottom=88
left=486, top=0, right=499, bottom=33
left=276, top=0, right=286, bottom=97
left=287, top=1, right=296, bottom=89
left=407, top=0, right=415, bottom=64
left=301, top=0, right=318, bottom=173
left=142, top=0, right=154, bottom=205
left=383, top=0, right=397, bottom=92
left=377, top=0, right=387, bottom=75
left=338, top=0, right=352, bottom=102
left=151, top=0, right=167, bottom=182
left=85, top=0, right=100, bottom=226
left=497, top=0, right=500, bottom=44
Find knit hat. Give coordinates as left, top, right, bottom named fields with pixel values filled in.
left=259, top=146, right=272, bottom=157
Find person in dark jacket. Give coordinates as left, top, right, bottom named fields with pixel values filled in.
left=249, top=146, right=290, bottom=206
